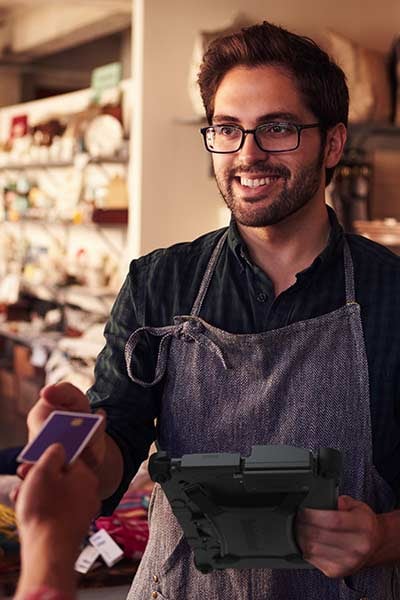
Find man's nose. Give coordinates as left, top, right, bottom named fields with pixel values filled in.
left=239, top=132, right=270, bottom=162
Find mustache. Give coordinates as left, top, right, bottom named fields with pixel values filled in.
left=229, top=163, right=290, bottom=179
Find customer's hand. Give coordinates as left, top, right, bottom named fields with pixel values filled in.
left=16, top=443, right=100, bottom=547
left=14, top=443, right=100, bottom=599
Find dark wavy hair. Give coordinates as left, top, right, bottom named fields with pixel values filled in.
left=198, top=21, right=349, bottom=185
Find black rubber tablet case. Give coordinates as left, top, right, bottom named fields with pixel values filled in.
left=149, top=445, right=342, bottom=573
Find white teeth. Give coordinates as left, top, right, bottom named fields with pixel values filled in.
left=240, top=176, right=277, bottom=188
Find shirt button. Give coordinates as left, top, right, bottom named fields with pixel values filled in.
left=256, top=292, right=267, bottom=303
left=151, top=592, right=158, bottom=599
left=152, top=575, right=159, bottom=583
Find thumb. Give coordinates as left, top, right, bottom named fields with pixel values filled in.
left=35, top=443, right=67, bottom=474
left=337, top=495, right=362, bottom=511
left=41, top=382, right=89, bottom=412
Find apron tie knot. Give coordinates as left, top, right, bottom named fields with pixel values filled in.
left=174, top=319, right=229, bottom=370
left=125, top=319, right=229, bottom=387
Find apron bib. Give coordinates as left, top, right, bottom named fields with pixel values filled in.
left=125, top=231, right=397, bottom=599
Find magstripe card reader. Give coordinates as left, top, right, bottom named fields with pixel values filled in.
left=149, top=445, right=342, bottom=573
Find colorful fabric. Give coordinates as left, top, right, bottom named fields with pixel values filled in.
left=0, top=503, right=19, bottom=556
left=94, top=488, right=150, bottom=560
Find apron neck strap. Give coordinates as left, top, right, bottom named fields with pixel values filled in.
left=343, top=239, right=356, bottom=303
left=191, top=230, right=228, bottom=316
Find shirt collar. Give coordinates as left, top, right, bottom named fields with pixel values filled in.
left=227, top=205, right=344, bottom=276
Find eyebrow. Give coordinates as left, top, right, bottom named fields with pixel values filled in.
left=212, top=112, right=301, bottom=124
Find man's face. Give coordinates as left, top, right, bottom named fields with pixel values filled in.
left=211, top=65, right=326, bottom=227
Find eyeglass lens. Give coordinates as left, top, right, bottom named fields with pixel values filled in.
left=205, top=123, right=299, bottom=152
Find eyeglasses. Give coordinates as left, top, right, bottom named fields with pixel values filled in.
left=200, top=122, right=320, bottom=154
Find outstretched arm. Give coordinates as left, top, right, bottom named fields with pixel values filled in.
left=14, top=444, right=100, bottom=600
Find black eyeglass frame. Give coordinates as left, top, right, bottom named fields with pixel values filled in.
left=200, top=122, right=321, bottom=154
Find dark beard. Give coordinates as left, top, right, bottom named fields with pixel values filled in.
left=215, top=149, right=325, bottom=227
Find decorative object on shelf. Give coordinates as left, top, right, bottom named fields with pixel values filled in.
left=92, top=208, right=128, bottom=225
left=326, top=30, right=392, bottom=124
left=91, top=62, right=122, bottom=105
left=102, top=175, right=129, bottom=209
left=62, top=105, right=101, bottom=154
left=84, top=114, right=124, bottom=159
left=31, top=119, right=65, bottom=147
left=9, top=115, right=28, bottom=142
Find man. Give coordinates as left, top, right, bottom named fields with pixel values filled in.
left=26, top=21, right=400, bottom=599
left=14, top=444, right=100, bottom=600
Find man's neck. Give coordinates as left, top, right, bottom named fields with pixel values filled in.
left=237, top=202, right=331, bottom=297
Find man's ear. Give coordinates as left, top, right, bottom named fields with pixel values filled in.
left=324, top=123, right=347, bottom=169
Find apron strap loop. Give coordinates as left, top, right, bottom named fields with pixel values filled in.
left=125, top=320, right=229, bottom=387
left=125, top=325, right=176, bottom=387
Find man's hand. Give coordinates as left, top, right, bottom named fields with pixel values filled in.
left=295, top=495, right=384, bottom=578
left=25, top=382, right=106, bottom=472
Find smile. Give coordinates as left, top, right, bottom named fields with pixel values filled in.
left=239, top=176, right=280, bottom=188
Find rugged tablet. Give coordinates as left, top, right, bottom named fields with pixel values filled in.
left=149, top=445, right=342, bottom=573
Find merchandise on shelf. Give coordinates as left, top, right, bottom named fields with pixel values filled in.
left=0, top=81, right=130, bottom=225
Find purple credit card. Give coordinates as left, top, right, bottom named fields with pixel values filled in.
left=17, top=410, right=103, bottom=464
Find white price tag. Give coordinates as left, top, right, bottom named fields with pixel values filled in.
left=30, top=344, right=48, bottom=368
left=75, top=544, right=100, bottom=573
left=89, top=529, right=124, bottom=567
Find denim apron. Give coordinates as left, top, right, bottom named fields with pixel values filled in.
left=125, top=230, right=397, bottom=599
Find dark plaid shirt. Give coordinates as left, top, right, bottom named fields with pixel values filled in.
left=88, top=207, right=400, bottom=513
